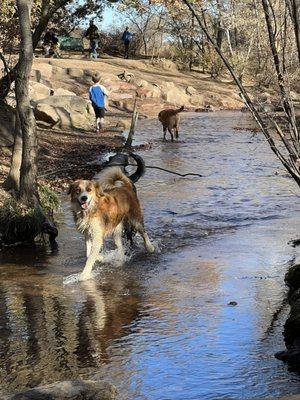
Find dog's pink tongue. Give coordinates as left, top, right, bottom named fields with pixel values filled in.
left=81, top=202, right=88, bottom=209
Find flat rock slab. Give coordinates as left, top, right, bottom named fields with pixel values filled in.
left=6, top=380, right=117, bottom=400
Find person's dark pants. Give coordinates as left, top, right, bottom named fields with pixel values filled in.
left=124, top=40, right=130, bottom=59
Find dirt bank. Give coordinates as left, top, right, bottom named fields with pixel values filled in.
left=0, top=127, right=125, bottom=193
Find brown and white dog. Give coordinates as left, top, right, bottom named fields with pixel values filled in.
left=158, top=105, right=184, bottom=142
left=68, top=167, right=155, bottom=281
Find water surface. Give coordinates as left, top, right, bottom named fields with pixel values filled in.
left=1, top=111, right=300, bottom=399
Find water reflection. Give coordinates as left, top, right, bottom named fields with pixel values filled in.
left=0, top=265, right=145, bottom=394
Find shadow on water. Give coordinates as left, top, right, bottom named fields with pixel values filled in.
left=1, top=111, right=300, bottom=399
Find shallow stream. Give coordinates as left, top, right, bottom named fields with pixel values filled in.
left=1, top=111, right=300, bottom=399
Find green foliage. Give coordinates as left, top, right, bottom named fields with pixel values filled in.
left=38, top=184, right=60, bottom=216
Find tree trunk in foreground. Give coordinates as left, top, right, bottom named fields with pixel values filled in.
left=3, top=114, right=22, bottom=191
left=16, top=0, right=38, bottom=204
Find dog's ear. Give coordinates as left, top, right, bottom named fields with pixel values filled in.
left=67, top=181, right=79, bottom=195
left=93, top=181, right=104, bottom=197
left=67, top=182, right=74, bottom=195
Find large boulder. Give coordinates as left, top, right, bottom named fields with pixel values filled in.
left=29, top=81, right=51, bottom=101
left=67, top=68, right=84, bottom=78
left=5, top=379, right=117, bottom=400
left=160, top=82, right=190, bottom=105
left=290, top=90, right=300, bottom=102
left=33, top=96, right=94, bottom=130
left=136, top=84, right=161, bottom=99
left=34, top=103, right=60, bottom=126
left=189, top=93, right=205, bottom=106
left=186, top=86, right=197, bottom=95
left=54, top=88, right=77, bottom=97
left=0, top=101, right=15, bottom=147
left=32, top=63, right=53, bottom=80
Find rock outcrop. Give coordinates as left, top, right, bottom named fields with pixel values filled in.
left=33, top=95, right=94, bottom=130
left=24, top=60, right=249, bottom=132
left=275, top=263, right=300, bottom=365
left=5, top=379, right=117, bottom=400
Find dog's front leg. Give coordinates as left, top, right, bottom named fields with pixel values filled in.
left=80, top=225, right=103, bottom=281
left=85, top=234, right=92, bottom=258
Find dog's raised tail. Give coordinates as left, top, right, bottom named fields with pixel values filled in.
left=97, top=167, right=133, bottom=190
left=175, top=105, right=184, bottom=114
left=128, top=153, right=146, bottom=183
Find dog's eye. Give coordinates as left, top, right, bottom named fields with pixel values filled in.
left=87, top=187, right=92, bottom=192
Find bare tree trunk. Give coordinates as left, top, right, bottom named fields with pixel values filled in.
left=16, top=0, right=38, bottom=204
left=215, top=0, right=224, bottom=49
left=3, top=114, right=22, bottom=192
left=189, top=14, right=195, bottom=71
left=261, top=0, right=299, bottom=143
left=125, top=99, right=138, bottom=148
left=253, top=0, right=263, bottom=72
left=286, top=0, right=300, bottom=63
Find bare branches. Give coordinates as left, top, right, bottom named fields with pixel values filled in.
left=182, top=0, right=300, bottom=187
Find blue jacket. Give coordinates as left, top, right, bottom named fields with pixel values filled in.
left=89, top=83, right=107, bottom=108
left=122, top=31, right=133, bottom=42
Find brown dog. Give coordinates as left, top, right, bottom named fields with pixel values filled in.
left=158, top=105, right=184, bottom=142
left=69, top=167, right=154, bottom=281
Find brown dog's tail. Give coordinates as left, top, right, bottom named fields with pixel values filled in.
left=174, top=105, right=184, bottom=114
left=168, top=105, right=184, bottom=116
left=96, top=167, right=133, bottom=191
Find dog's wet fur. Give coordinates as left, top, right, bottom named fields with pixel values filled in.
left=69, top=166, right=154, bottom=281
left=158, top=105, right=184, bottom=142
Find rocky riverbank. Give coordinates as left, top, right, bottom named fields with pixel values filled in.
left=276, top=262, right=300, bottom=366
left=0, top=54, right=282, bottom=193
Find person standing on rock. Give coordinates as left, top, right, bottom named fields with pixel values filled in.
left=85, top=20, right=100, bottom=60
left=89, top=73, right=108, bottom=133
left=122, top=27, right=134, bottom=59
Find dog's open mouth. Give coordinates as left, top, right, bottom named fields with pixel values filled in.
left=79, top=200, right=90, bottom=210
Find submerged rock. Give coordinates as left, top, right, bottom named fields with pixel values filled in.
left=6, top=380, right=117, bottom=400
left=227, top=301, right=238, bottom=306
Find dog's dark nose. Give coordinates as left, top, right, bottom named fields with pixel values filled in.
left=81, top=195, right=88, bottom=202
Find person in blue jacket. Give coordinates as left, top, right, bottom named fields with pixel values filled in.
left=122, top=27, right=134, bottom=59
left=89, top=73, right=108, bottom=133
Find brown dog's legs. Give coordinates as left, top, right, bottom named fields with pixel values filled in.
left=168, top=127, right=174, bottom=142
left=163, top=127, right=167, bottom=141
left=175, top=126, right=179, bottom=140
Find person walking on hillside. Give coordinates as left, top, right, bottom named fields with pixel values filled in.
left=85, top=20, right=100, bottom=60
left=122, top=27, right=134, bottom=59
left=89, top=73, right=108, bottom=133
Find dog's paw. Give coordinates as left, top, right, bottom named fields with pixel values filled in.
left=79, top=272, right=92, bottom=281
left=147, top=243, right=155, bottom=253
